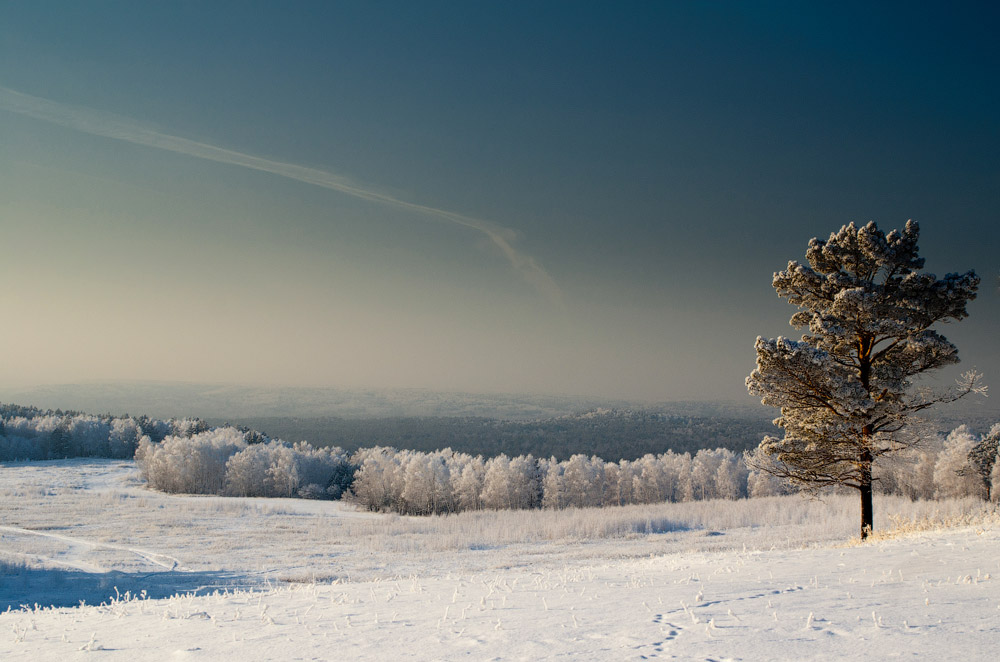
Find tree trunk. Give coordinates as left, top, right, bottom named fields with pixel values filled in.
left=860, top=480, right=873, bottom=540
left=858, top=348, right=875, bottom=541
left=859, top=449, right=874, bottom=540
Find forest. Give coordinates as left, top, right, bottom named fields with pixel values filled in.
left=212, top=409, right=776, bottom=460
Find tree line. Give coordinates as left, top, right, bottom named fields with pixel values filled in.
left=3, top=400, right=997, bottom=516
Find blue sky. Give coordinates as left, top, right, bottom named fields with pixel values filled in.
left=1, top=1, right=997, bottom=402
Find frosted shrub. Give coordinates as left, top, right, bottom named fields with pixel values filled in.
left=691, top=449, right=724, bottom=500
left=564, top=455, right=606, bottom=508
left=876, top=441, right=940, bottom=500
left=293, top=442, right=355, bottom=499
left=714, top=449, right=749, bottom=499
left=349, top=447, right=406, bottom=512
left=481, top=454, right=543, bottom=510
left=632, top=454, right=672, bottom=503
left=746, top=467, right=793, bottom=498
left=400, top=451, right=454, bottom=514
left=543, top=455, right=605, bottom=509
left=137, top=428, right=246, bottom=494
left=265, top=444, right=300, bottom=497
left=137, top=435, right=355, bottom=499
left=223, top=443, right=273, bottom=497
left=541, top=459, right=565, bottom=509
left=605, top=460, right=636, bottom=506
left=934, top=425, right=983, bottom=499
left=991, top=453, right=1000, bottom=503
left=452, top=456, right=486, bottom=511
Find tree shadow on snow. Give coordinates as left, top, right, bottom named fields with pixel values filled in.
left=0, top=561, right=254, bottom=610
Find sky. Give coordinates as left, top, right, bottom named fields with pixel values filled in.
left=0, top=1, right=997, bottom=403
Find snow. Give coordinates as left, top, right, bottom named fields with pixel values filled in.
left=2, top=460, right=998, bottom=660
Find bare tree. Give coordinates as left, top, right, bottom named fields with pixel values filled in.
left=746, top=220, right=983, bottom=539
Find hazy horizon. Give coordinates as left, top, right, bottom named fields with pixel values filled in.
left=2, top=2, right=997, bottom=403
left=0, top=378, right=774, bottom=419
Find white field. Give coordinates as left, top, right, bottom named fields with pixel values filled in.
left=1, top=459, right=998, bottom=660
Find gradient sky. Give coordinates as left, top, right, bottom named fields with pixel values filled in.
left=1, top=1, right=997, bottom=403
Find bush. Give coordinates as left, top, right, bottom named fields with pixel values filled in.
left=137, top=431, right=354, bottom=499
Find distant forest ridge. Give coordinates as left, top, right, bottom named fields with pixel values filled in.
left=215, top=399, right=1000, bottom=461
left=0, top=382, right=771, bottom=421
left=1, top=381, right=995, bottom=462
left=210, top=412, right=776, bottom=461
left=2, top=398, right=776, bottom=461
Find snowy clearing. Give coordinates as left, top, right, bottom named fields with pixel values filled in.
left=1, top=459, right=998, bottom=660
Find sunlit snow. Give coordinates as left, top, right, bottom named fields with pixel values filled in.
left=1, top=460, right=997, bottom=660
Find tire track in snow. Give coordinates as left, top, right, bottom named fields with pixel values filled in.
left=0, top=525, right=187, bottom=573
left=1, top=549, right=107, bottom=574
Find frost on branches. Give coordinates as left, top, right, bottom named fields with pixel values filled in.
left=745, top=220, right=983, bottom=539
left=959, top=423, right=1000, bottom=501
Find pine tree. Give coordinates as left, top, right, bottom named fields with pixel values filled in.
left=746, top=220, right=983, bottom=539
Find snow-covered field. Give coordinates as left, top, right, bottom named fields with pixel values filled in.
left=1, top=460, right=998, bottom=660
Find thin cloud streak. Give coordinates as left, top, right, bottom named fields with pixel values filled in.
left=0, top=85, right=562, bottom=305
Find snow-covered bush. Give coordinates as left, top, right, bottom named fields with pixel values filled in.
left=137, top=430, right=354, bottom=499
left=481, top=454, right=543, bottom=510
left=348, top=447, right=406, bottom=512
left=400, top=451, right=454, bottom=515
left=223, top=442, right=274, bottom=497
left=934, top=425, right=984, bottom=499
left=452, top=455, right=487, bottom=511
left=746, top=467, right=793, bottom=498
left=137, top=428, right=246, bottom=494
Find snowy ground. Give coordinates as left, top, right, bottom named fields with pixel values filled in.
left=1, top=460, right=998, bottom=660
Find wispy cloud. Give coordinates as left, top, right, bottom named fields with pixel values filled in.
left=0, top=85, right=562, bottom=305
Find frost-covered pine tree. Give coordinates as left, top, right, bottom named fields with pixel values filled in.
left=746, top=220, right=982, bottom=539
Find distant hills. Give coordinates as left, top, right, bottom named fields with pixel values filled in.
left=1, top=381, right=993, bottom=462
left=210, top=409, right=778, bottom=461
left=0, top=381, right=769, bottom=422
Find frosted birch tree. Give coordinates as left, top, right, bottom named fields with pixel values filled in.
left=746, top=220, right=982, bottom=539
left=962, top=423, right=1000, bottom=501
left=933, top=425, right=982, bottom=499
